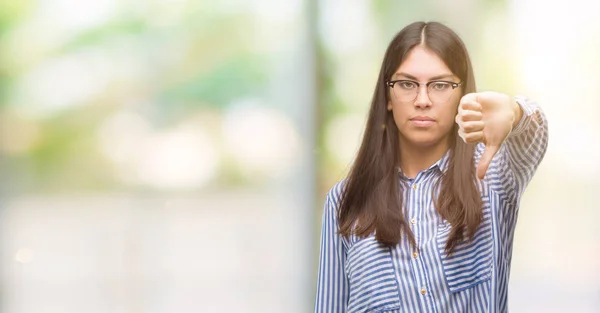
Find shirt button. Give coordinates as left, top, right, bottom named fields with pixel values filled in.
left=410, top=218, right=416, bottom=224
left=412, top=252, right=418, bottom=258
left=420, top=288, right=427, bottom=295
left=412, top=184, right=417, bottom=190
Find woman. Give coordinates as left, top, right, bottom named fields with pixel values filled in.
left=314, top=21, right=548, bottom=313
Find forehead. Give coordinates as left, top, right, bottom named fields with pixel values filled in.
left=394, top=46, right=453, bottom=79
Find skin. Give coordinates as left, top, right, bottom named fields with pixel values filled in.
left=387, top=46, right=462, bottom=178
left=457, top=91, right=523, bottom=179
left=387, top=46, right=523, bottom=179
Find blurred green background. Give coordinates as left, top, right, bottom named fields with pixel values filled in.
left=0, top=0, right=598, bottom=312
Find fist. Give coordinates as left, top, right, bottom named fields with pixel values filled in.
left=455, top=92, right=519, bottom=179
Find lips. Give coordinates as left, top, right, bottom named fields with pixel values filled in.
left=410, top=116, right=435, bottom=122
left=409, top=116, right=435, bottom=127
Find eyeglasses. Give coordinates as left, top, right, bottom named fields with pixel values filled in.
left=386, top=80, right=463, bottom=104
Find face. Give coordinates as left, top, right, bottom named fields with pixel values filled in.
left=387, top=46, right=462, bottom=150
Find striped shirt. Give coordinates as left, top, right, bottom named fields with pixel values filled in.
left=315, top=96, right=549, bottom=313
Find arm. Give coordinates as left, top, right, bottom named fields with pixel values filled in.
left=314, top=193, right=349, bottom=313
left=502, top=95, right=549, bottom=199
left=457, top=92, right=549, bottom=202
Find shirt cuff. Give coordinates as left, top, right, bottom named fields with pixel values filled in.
left=511, top=95, right=538, bottom=136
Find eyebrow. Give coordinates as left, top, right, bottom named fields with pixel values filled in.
left=393, top=72, right=455, bottom=81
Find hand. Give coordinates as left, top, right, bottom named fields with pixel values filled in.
left=455, top=92, right=522, bottom=179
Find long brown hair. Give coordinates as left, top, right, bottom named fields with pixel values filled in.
left=338, top=21, right=482, bottom=254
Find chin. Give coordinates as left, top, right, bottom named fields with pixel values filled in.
left=403, top=132, right=446, bottom=148
left=412, top=139, right=442, bottom=148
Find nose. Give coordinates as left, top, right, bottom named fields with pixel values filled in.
left=414, top=85, right=432, bottom=108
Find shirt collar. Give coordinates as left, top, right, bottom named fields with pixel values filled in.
left=396, top=149, right=451, bottom=178
left=436, top=149, right=451, bottom=173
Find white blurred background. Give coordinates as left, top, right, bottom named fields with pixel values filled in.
left=0, top=0, right=598, bottom=312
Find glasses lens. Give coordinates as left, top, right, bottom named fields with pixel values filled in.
left=392, top=81, right=418, bottom=102
left=428, top=82, right=453, bottom=103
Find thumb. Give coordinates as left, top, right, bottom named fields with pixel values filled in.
left=477, top=145, right=499, bottom=180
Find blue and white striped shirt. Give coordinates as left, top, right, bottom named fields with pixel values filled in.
left=315, top=96, right=548, bottom=313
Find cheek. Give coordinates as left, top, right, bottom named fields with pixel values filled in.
left=445, top=97, right=461, bottom=119
left=389, top=104, right=409, bottom=125
left=439, top=103, right=459, bottom=129
left=442, top=107, right=458, bottom=124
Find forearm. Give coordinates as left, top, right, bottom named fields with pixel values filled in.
left=505, top=96, right=549, bottom=191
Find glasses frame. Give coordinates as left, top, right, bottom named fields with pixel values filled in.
left=385, top=79, right=463, bottom=103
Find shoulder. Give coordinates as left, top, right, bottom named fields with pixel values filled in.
left=325, top=179, right=348, bottom=209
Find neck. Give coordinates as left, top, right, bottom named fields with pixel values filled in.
left=399, top=138, right=449, bottom=179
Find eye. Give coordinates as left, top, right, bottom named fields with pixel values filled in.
left=430, top=82, right=451, bottom=91
left=398, top=81, right=417, bottom=89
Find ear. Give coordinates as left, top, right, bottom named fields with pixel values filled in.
left=387, top=101, right=392, bottom=111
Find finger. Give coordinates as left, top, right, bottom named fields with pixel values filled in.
left=460, top=92, right=479, bottom=105
left=455, top=109, right=482, bottom=125
left=458, top=130, right=484, bottom=143
left=459, top=110, right=483, bottom=122
left=461, top=121, right=485, bottom=132
left=461, top=101, right=482, bottom=112
left=477, top=145, right=500, bottom=180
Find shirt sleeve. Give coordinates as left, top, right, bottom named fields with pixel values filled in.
left=476, top=95, right=549, bottom=203
left=314, top=192, right=349, bottom=313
